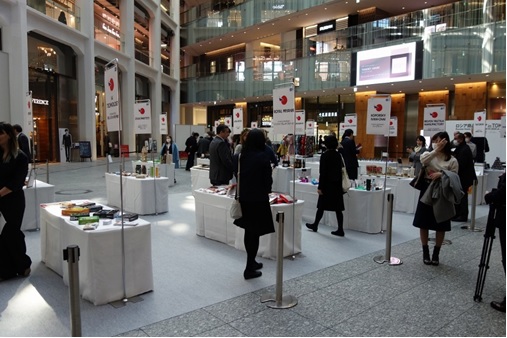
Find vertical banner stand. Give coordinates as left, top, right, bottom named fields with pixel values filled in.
left=105, top=59, right=143, bottom=308
left=374, top=193, right=402, bottom=265
left=261, top=212, right=298, bottom=308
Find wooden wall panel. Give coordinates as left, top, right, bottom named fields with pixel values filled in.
left=454, top=82, right=487, bottom=119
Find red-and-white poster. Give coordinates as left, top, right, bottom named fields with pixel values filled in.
left=160, top=113, right=168, bottom=135
left=272, top=85, right=295, bottom=135
left=105, top=64, right=120, bottom=132
left=134, top=100, right=151, bottom=134
left=251, top=121, right=258, bottom=129
left=474, top=111, right=486, bottom=137
left=388, top=117, right=398, bottom=137
left=295, top=110, right=305, bottom=135
left=224, top=116, right=232, bottom=129
left=305, top=120, right=315, bottom=136
left=343, top=114, right=357, bottom=135
left=366, top=96, right=391, bottom=135
left=423, top=105, right=446, bottom=134
left=26, top=91, right=33, bottom=135
left=233, top=108, right=243, bottom=134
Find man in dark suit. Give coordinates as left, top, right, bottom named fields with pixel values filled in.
left=209, top=124, right=233, bottom=186
left=452, top=133, right=477, bottom=222
left=184, top=132, right=199, bottom=170
left=340, top=129, right=360, bottom=180
left=13, top=124, right=31, bottom=162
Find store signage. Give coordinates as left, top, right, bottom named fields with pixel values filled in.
left=102, top=13, right=119, bottom=27
left=32, top=98, right=49, bottom=105
left=343, top=114, right=357, bottom=135
left=295, top=110, right=305, bottom=135
left=318, top=112, right=337, bottom=118
left=272, top=85, right=295, bottom=135
left=474, top=111, right=486, bottom=137
left=26, top=92, right=33, bottom=134
left=105, top=64, right=120, bottom=132
left=134, top=100, right=152, bottom=134
left=317, top=20, right=336, bottom=34
left=232, top=108, right=243, bottom=134
left=423, top=105, right=446, bottom=134
left=366, top=96, right=391, bottom=135
left=261, top=115, right=272, bottom=127
left=102, top=23, right=120, bottom=38
left=160, top=113, right=167, bottom=135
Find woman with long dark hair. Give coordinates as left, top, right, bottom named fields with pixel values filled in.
left=340, top=129, right=360, bottom=180
left=407, top=135, right=427, bottom=177
left=233, top=129, right=274, bottom=279
left=0, top=122, right=31, bottom=281
left=413, top=131, right=459, bottom=266
left=306, top=135, right=345, bottom=236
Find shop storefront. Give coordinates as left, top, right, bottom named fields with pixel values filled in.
left=28, top=33, right=77, bottom=162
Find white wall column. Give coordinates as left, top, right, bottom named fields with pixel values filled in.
left=150, top=6, right=162, bottom=146
left=170, top=0, right=180, bottom=137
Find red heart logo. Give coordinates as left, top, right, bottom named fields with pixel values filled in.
left=309, top=124, right=312, bottom=127
left=430, top=112, right=438, bottom=118
left=297, top=116, right=301, bottom=121
left=390, top=120, right=393, bottom=125
left=28, top=102, right=31, bottom=109
left=139, top=108, right=145, bottom=114
left=161, top=117, right=165, bottom=122
left=374, top=104, right=382, bottom=112
left=108, top=78, right=114, bottom=91
left=348, top=119, right=353, bottom=123
left=236, top=113, right=240, bottom=118
left=477, top=116, right=482, bottom=121
left=279, top=96, right=288, bottom=105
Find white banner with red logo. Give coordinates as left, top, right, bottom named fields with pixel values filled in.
left=160, top=113, right=168, bottom=135
left=423, top=105, right=446, bottom=134
left=272, top=85, right=296, bottom=135
left=26, top=91, right=33, bottom=135
left=473, top=111, right=486, bottom=137
left=214, top=120, right=220, bottom=134
left=134, top=100, right=151, bottom=134
left=343, top=114, right=357, bottom=135
left=251, top=121, right=258, bottom=129
left=366, top=96, right=391, bottom=135
left=224, top=116, right=232, bottom=129
left=305, top=120, right=315, bottom=136
left=233, top=108, right=243, bottom=134
left=388, top=117, right=398, bottom=137
left=105, top=65, right=120, bottom=132
left=295, top=110, right=305, bottom=135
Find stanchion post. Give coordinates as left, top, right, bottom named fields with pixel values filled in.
left=374, top=193, right=402, bottom=266
left=461, top=179, right=482, bottom=232
left=63, top=245, right=82, bottom=337
left=260, top=211, right=298, bottom=309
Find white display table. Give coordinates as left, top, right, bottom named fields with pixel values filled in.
left=358, top=175, right=418, bottom=214
left=196, top=158, right=210, bottom=166
left=39, top=201, right=153, bottom=305
left=0, top=180, right=55, bottom=232
left=193, top=190, right=303, bottom=259
left=272, top=166, right=312, bottom=194
left=290, top=181, right=388, bottom=233
left=105, top=173, right=169, bottom=215
left=190, top=166, right=213, bottom=193
left=131, top=161, right=175, bottom=186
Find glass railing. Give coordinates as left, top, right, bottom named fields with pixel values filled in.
left=28, top=0, right=81, bottom=30
left=161, top=63, right=172, bottom=76
left=135, top=48, right=153, bottom=66
left=181, top=21, right=506, bottom=104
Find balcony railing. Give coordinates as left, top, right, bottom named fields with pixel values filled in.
left=28, top=0, right=81, bottom=30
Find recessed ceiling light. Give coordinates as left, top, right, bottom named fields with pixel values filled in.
left=450, top=78, right=454, bottom=80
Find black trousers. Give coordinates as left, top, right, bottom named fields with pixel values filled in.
left=65, top=145, right=71, bottom=161
left=0, top=190, right=31, bottom=279
left=455, top=184, right=471, bottom=219
left=186, top=152, right=196, bottom=170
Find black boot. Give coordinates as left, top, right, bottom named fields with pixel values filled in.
left=431, top=246, right=441, bottom=266
left=422, top=245, right=431, bottom=265
left=331, top=227, right=345, bottom=237
left=243, top=269, right=262, bottom=280
left=491, top=297, right=506, bottom=313
left=306, top=223, right=318, bottom=232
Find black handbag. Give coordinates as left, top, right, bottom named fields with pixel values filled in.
left=409, top=167, right=426, bottom=190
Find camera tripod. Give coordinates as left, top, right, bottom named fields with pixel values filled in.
left=473, top=204, right=497, bottom=302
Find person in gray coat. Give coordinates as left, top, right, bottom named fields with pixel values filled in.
left=209, top=124, right=233, bottom=186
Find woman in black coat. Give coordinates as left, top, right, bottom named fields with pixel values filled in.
left=0, top=122, right=31, bottom=281
left=306, top=135, right=345, bottom=236
left=233, top=129, right=275, bottom=280
left=340, top=129, right=360, bottom=180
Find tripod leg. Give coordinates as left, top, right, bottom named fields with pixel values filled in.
left=474, top=234, right=496, bottom=302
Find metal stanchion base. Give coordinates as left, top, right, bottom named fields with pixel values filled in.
left=260, top=294, right=298, bottom=309
left=428, top=238, right=452, bottom=245
left=460, top=225, right=483, bottom=232
left=109, top=296, right=144, bottom=308
left=373, top=255, right=403, bottom=265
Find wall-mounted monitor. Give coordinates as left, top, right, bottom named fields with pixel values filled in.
left=351, top=41, right=422, bottom=86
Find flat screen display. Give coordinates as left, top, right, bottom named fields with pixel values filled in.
left=355, top=42, right=417, bottom=86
